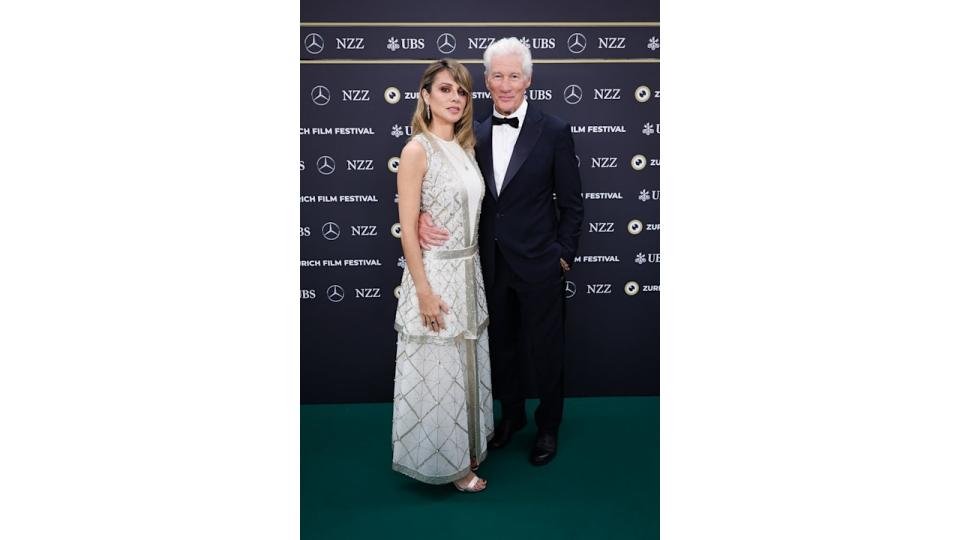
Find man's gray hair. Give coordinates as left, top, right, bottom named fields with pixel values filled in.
left=482, top=37, right=533, bottom=79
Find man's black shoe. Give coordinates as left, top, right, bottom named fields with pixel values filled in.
left=529, top=431, right=558, bottom=466
left=489, top=417, right=527, bottom=450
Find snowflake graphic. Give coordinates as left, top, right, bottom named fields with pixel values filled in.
left=635, top=253, right=647, bottom=265
left=642, top=123, right=655, bottom=136
left=647, top=37, right=660, bottom=51
left=638, top=190, right=650, bottom=202
left=398, top=256, right=406, bottom=269
left=391, top=124, right=404, bottom=138
left=387, top=37, right=400, bottom=51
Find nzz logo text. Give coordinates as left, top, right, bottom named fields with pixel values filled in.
left=347, top=160, right=374, bottom=171
left=587, top=283, right=612, bottom=294
left=351, top=225, right=377, bottom=236
left=588, top=222, right=614, bottom=233
left=336, top=38, right=365, bottom=49
left=591, top=157, right=618, bottom=168
left=593, top=89, right=621, bottom=100
left=341, top=89, right=370, bottom=101
left=355, top=288, right=381, bottom=298
left=597, top=37, right=626, bottom=48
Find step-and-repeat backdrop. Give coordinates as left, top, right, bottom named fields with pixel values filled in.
left=300, top=1, right=659, bottom=403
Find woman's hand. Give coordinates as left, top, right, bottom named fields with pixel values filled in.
left=417, top=290, right=450, bottom=332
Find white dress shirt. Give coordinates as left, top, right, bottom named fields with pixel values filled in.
left=491, top=98, right=528, bottom=195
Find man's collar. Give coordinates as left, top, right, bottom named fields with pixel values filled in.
left=493, top=97, right=528, bottom=123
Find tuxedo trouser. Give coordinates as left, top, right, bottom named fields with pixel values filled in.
left=488, top=243, right=566, bottom=432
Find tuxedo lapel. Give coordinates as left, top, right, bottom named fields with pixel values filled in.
left=475, top=116, right=497, bottom=200
left=500, top=104, right=544, bottom=197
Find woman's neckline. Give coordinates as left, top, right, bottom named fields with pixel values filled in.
left=428, top=130, right=456, bottom=143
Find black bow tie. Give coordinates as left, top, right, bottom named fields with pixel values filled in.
left=492, top=116, right=519, bottom=128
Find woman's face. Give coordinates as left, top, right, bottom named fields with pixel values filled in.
left=423, top=69, right=467, bottom=125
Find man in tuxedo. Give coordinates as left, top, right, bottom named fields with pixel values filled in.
left=419, top=37, right=583, bottom=466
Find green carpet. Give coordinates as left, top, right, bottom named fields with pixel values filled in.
left=302, top=396, right=659, bottom=539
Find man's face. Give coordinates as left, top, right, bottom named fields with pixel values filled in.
left=485, top=53, right=530, bottom=115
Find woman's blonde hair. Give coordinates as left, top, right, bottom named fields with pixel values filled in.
left=410, top=58, right=476, bottom=150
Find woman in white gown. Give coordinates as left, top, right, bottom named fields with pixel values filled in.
left=392, top=59, right=493, bottom=493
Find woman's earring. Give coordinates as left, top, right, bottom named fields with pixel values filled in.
left=426, top=104, right=431, bottom=121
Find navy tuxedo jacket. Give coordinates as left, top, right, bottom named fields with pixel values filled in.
left=474, top=103, right=584, bottom=286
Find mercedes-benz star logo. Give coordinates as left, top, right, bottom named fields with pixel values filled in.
left=326, top=285, right=344, bottom=303
left=304, top=33, right=325, bottom=55
left=563, top=84, right=583, bottom=105
left=567, top=33, right=586, bottom=54
left=311, top=85, right=330, bottom=106
left=316, top=155, right=335, bottom=175
left=565, top=281, right=577, bottom=298
left=437, top=33, right=457, bottom=54
left=321, top=222, right=341, bottom=240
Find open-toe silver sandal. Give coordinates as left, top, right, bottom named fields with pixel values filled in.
left=453, top=475, right=486, bottom=493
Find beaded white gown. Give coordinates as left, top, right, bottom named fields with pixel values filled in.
left=392, top=132, right=494, bottom=484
